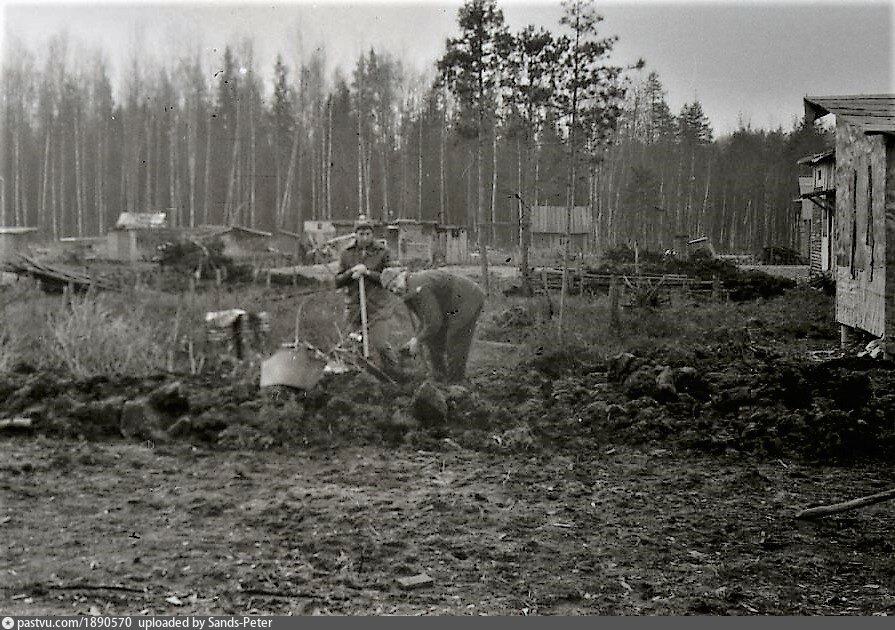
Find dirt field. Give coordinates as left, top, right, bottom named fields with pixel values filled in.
left=2, top=280, right=895, bottom=616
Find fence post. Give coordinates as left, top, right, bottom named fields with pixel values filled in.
left=609, top=274, right=620, bottom=328
left=712, top=274, right=721, bottom=301
left=578, top=257, right=584, bottom=296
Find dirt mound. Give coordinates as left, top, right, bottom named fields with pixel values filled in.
left=3, top=337, right=893, bottom=465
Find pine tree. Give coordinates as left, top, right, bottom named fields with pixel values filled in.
left=438, top=0, right=513, bottom=294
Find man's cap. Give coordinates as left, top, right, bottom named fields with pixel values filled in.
left=354, top=215, right=374, bottom=231
left=380, top=266, right=406, bottom=289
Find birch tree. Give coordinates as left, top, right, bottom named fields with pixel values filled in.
left=554, top=0, right=633, bottom=334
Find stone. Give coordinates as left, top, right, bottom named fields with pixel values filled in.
left=396, top=573, right=434, bottom=590
left=608, top=352, right=641, bottom=383
left=147, top=381, right=190, bottom=415
left=120, top=398, right=167, bottom=441
left=75, top=396, right=126, bottom=435
left=410, top=381, right=448, bottom=425
left=655, top=366, right=678, bottom=402
left=622, top=369, right=660, bottom=400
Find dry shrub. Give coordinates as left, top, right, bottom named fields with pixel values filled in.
left=0, top=324, right=16, bottom=373
left=44, top=291, right=169, bottom=378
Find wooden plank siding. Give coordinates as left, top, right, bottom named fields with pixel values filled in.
left=886, top=135, right=895, bottom=356
left=530, top=206, right=591, bottom=235
left=834, top=121, right=888, bottom=338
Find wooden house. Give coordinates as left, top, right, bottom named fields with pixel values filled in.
left=803, top=94, right=895, bottom=354
left=796, top=149, right=836, bottom=275
left=434, top=224, right=469, bottom=265
left=530, top=206, right=592, bottom=255
left=303, top=219, right=388, bottom=246
left=0, top=226, right=39, bottom=264
left=384, top=219, right=469, bottom=265
left=107, top=212, right=169, bottom=262
left=796, top=176, right=814, bottom=261
left=188, top=225, right=273, bottom=259
left=271, top=229, right=312, bottom=260
left=387, top=219, right=432, bottom=264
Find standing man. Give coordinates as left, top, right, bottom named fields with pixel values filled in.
left=380, top=267, right=485, bottom=383
left=334, top=215, right=397, bottom=372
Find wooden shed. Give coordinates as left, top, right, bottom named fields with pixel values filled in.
left=803, top=94, right=895, bottom=354
left=530, top=206, right=592, bottom=254
left=188, top=225, right=273, bottom=259
left=303, top=219, right=388, bottom=247
left=0, top=227, right=39, bottom=264
left=796, top=149, right=836, bottom=275
left=107, top=212, right=169, bottom=262
left=387, top=219, right=431, bottom=264
left=434, top=224, right=469, bottom=265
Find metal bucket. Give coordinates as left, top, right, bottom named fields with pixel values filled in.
left=260, top=344, right=327, bottom=390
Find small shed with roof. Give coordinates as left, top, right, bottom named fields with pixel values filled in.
left=0, top=226, right=39, bottom=264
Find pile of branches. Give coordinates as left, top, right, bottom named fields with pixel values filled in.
left=153, top=237, right=254, bottom=284
left=592, top=246, right=795, bottom=301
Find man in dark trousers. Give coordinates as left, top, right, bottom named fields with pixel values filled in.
left=334, top=216, right=397, bottom=372
left=380, top=267, right=485, bottom=383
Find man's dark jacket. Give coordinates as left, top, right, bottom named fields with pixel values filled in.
left=335, top=240, right=393, bottom=323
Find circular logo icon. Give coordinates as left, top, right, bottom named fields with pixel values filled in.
left=2, top=617, right=15, bottom=630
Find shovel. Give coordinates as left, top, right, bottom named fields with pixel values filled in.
left=260, top=300, right=327, bottom=390
left=359, top=274, right=370, bottom=359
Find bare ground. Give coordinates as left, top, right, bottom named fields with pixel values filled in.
left=2, top=438, right=894, bottom=615
left=2, top=285, right=895, bottom=616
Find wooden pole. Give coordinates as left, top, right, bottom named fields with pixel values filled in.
left=796, top=487, right=895, bottom=520
left=609, top=274, right=620, bottom=328
left=359, top=275, right=370, bottom=359
left=578, top=256, right=584, bottom=296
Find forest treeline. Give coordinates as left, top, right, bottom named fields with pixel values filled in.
left=0, top=0, right=830, bottom=255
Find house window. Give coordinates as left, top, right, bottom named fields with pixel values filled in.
left=866, top=164, right=873, bottom=246
left=850, top=170, right=858, bottom=278
left=867, top=164, right=874, bottom=281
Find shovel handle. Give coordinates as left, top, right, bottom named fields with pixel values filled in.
left=359, top=275, right=370, bottom=359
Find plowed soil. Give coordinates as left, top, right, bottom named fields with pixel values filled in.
left=2, top=285, right=894, bottom=616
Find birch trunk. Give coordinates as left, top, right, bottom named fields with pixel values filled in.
left=202, top=115, right=211, bottom=225
left=40, top=131, right=51, bottom=232
left=188, top=107, right=197, bottom=228
left=417, top=118, right=423, bottom=221
left=71, top=110, right=81, bottom=234
left=169, top=118, right=177, bottom=226
left=490, top=128, right=498, bottom=247
left=326, top=101, right=333, bottom=220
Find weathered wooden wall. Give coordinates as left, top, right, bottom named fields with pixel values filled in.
left=886, top=135, right=895, bottom=355
left=531, top=206, right=591, bottom=235
left=835, top=121, right=889, bottom=338
left=0, top=230, right=38, bottom=264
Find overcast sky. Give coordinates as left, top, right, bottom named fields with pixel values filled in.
left=2, top=0, right=892, bottom=135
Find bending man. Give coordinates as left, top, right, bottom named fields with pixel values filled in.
left=380, top=267, right=485, bottom=383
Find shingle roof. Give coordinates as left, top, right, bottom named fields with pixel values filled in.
left=804, top=95, right=895, bottom=133
left=115, top=212, right=167, bottom=229
left=796, top=149, right=835, bottom=165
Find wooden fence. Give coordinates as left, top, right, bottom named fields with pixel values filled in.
left=535, top=267, right=723, bottom=299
